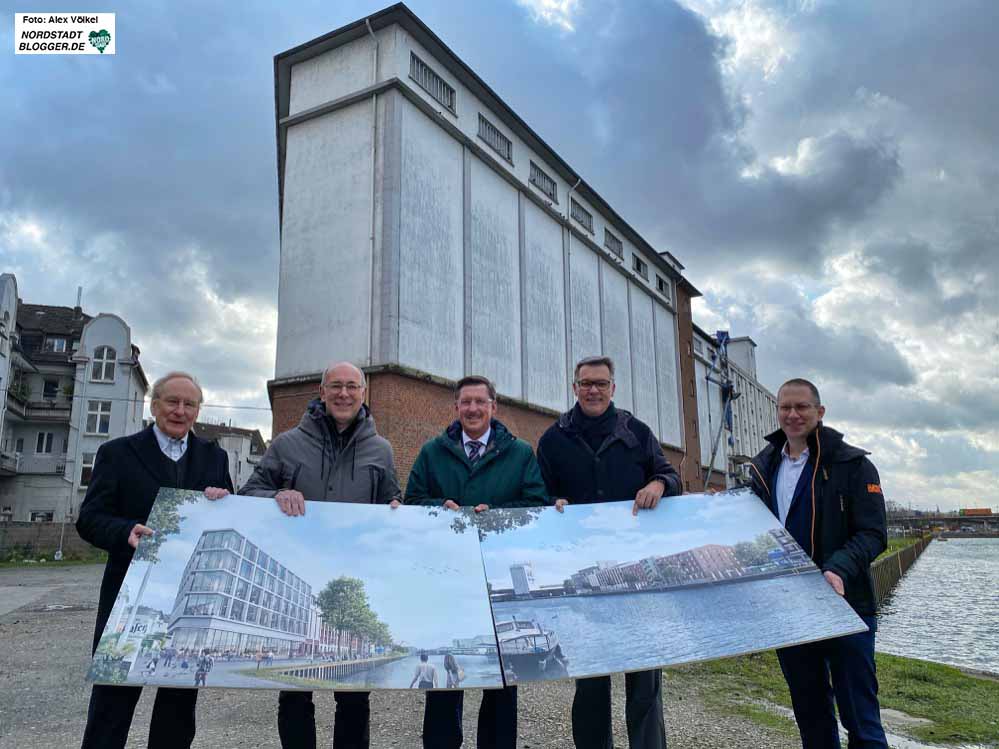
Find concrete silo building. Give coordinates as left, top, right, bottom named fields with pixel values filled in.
left=269, top=3, right=708, bottom=488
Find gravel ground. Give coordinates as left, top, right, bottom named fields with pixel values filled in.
left=0, top=564, right=793, bottom=749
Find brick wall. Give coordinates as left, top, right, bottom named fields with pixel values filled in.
left=675, top=282, right=706, bottom=492
left=270, top=367, right=705, bottom=496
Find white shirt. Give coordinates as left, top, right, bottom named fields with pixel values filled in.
left=775, top=443, right=809, bottom=526
left=462, top=428, right=490, bottom=460
left=153, top=424, right=188, bottom=462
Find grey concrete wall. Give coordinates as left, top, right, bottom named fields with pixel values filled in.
left=568, top=242, right=601, bottom=370
left=600, top=264, right=632, bottom=412
left=277, top=103, right=375, bottom=378
left=397, top=101, right=464, bottom=381
left=469, top=153, right=522, bottom=395
left=522, top=199, right=567, bottom=411
left=630, top=289, right=660, bottom=433
left=654, top=304, right=683, bottom=448
left=0, top=520, right=95, bottom=557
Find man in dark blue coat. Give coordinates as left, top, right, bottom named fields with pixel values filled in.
left=748, top=378, right=888, bottom=749
left=76, top=371, right=233, bottom=749
left=537, top=356, right=681, bottom=749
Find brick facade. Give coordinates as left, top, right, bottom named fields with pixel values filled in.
left=269, top=360, right=711, bottom=496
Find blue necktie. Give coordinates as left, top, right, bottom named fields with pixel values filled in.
left=467, top=440, right=483, bottom=465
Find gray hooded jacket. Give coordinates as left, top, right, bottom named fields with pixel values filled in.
left=240, top=400, right=400, bottom=504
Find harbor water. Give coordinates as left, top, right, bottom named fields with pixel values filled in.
left=299, top=652, right=503, bottom=689
left=493, top=571, right=864, bottom=680
left=877, top=538, right=999, bottom=675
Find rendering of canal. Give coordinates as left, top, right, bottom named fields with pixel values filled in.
left=877, top=538, right=999, bottom=675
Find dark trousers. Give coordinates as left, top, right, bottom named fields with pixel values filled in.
left=776, top=616, right=888, bottom=749
left=422, top=686, right=518, bottom=748
left=278, top=690, right=370, bottom=749
left=80, top=684, right=198, bottom=749
left=571, top=669, right=666, bottom=749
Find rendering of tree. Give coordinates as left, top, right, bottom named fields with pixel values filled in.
left=431, top=505, right=546, bottom=540
left=317, top=576, right=393, bottom=657
left=733, top=533, right=777, bottom=568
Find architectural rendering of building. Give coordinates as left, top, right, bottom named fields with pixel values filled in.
left=0, top=277, right=148, bottom=522
left=267, top=3, right=723, bottom=489
left=168, top=529, right=316, bottom=657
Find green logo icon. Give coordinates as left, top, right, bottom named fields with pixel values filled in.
left=88, top=29, right=111, bottom=53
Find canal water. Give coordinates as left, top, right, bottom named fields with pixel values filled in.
left=302, top=653, right=503, bottom=690
left=493, top=570, right=864, bottom=681
left=877, top=538, right=999, bottom=675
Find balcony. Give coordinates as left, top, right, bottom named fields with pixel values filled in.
left=0, top=452, right=19, bottom=476
left=25, top=398, right=73, bottom=423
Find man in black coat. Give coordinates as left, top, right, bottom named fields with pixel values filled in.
left=747, top=378, right=888, bottom=749
left=76, top=371, right=233, bottom=749
left=537, top=356, right=681, bottom=749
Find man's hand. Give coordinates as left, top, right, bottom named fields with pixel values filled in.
left=823, top=570, right=845, bottom=596
left=128, top=524, right=154, bottom=549
left=442, top=500, right=460, bottom=511
left=473, top=504, right=489, bottom=513
left=204, top=487, right=229, bottom=500
left=389, top=499, right=402, bottom=509
left=632, top=479, right=666, bottom=515
left=554, top=499, right=569, bottom=513
left=275, top=490, right=306, bottom=517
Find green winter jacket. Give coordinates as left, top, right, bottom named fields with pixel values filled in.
left=404, top=419, right=547, bottom=508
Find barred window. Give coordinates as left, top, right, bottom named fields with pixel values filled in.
left=604, top=229, right=623, bottom=257
left=632, top=254, right=649, bottom=280
left=570, top=199, right=593, bottom=233
left=410, top=52, right=456, bottom=114
left=478, top=114, right=512, bottom=163
left=530, top=161, right=558, bottom=203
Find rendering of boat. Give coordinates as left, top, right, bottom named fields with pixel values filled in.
left=495, top=617, right=568, bottom=680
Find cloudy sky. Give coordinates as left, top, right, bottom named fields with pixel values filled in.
left=3, top=1, right=996, bottom=511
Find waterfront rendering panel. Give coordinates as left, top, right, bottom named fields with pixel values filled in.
left=478, top=489, right=868, bottom=684
left=86, top=489, right=504, bottom=691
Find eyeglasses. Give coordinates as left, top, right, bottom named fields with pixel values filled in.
left=778, top=403, right=817, bottom=414
left=457, top=398, right=493, bottom=409
left=160, top=397, right=199, bottom=411
left=575, top=379, right=613, bottom=392
left=324, top=382, right=364, bottom=394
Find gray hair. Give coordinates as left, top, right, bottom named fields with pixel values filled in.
left=321, top=361, right=366, bottom=386
left=151, top=371, right=204, bottom=404
left=574, top=356, right=615, bottom=382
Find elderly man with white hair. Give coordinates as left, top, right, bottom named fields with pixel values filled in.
left=77, top=371, right=233, bottom=749
left=240, top=361, right=401, bottom=749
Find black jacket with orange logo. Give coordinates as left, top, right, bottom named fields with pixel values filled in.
left=748, top=424, right=888, bottom=616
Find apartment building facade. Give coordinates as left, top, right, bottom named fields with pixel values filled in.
left=0, top=279, right=147, bottom=522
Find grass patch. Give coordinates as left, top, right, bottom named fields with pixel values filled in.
left=669, top=651, right=999, bottom=746
left=0, top=552, right=107, bottom=568
left=876, top=536, right=924, bottom=561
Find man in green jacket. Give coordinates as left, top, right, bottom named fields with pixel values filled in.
left=406, top=375, right=546, bottom=749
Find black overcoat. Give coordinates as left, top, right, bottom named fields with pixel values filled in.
left=76, top=425, right=233, bottom=651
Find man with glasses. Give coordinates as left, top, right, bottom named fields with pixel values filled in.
left=77, top=371, right=233, bottom=749
left=536, top=355, right=681, bottom=749
left=240, top=361, right=401, bottom=749
left=405, top=375, right=547, bottom=749
left=747, top=379, right=888, bottom=748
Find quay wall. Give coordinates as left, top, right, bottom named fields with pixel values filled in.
left=871, top=536, right=932, bottom=606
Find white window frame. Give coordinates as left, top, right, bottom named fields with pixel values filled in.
left=35, top=431, right=55, bottom=454
left=86, top=400, right=113, bottom=435
left=91, top=346, right=117, bottom=383
left=44, top=337, right=67, bottom=353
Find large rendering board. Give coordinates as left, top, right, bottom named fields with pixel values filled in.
left=479, top=489, right=867, bottom=684
left=87, top=490, right=503, bottom=691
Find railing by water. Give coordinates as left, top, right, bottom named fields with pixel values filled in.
left=277, top=654, right=405, bottom=682
left=870, top=535, right=932, bottom=605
